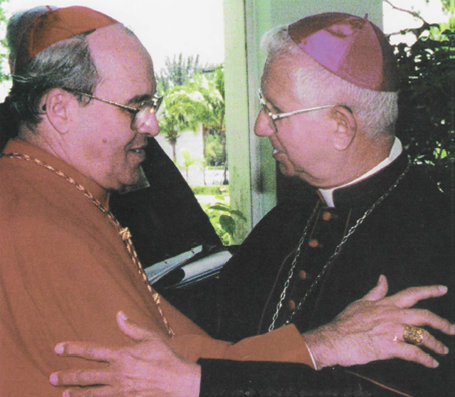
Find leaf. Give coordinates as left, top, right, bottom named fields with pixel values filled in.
left=219, top=215, right=236, bottom=236
left=209, top=203, right=231, bottom=212
left=229, top=210, right=247, bottom=220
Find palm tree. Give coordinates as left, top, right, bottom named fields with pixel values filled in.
left=178, top=148, right=199, bottom=182
left=157, top=54, right=203, bottom=92
left=157, top=64, right=226, bottom=174
left=158, top=86, right=202, bottom=161
left=186, top=68, right=225, bottom=161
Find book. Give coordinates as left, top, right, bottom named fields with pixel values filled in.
left=145, top=245, right=232, bottom=289
left=145, top=245, right=203, bottom=284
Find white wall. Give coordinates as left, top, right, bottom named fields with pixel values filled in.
left=155, top=126, right=210, bottom=185
left=155, top=125, right=204, bottom=165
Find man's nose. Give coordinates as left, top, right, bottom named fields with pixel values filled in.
left=136, top=111, right=160, bottom=137
left=254, top=110, right=276, bottom=137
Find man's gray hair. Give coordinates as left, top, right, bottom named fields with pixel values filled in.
left=261, top=26, right=398, bottom=138
left=7, top=6, right=55, bottom=75
left=8, top=33, right=98, bottom=132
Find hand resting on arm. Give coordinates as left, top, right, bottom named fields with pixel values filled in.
left=50, top=276, right=454, bottom=397
left=304, top=274, right=453, bottom=369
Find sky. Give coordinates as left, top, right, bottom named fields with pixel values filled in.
left=0, top=0, right=448, bottom=97
left=4, top=0, right=449, bottom=69
left=3, top=0, right=225, bottom=72
left=384, top=0, right=448, bottom=28
left=383, top=0, right=449, bottom=44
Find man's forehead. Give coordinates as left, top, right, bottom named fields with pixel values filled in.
left=88, top=25, right=155, bottom=96
left=261, top=53, right=302, bottom=93
left=88, top=25, right=152, bottom=69
left=87, top=24, right=142, bottom=55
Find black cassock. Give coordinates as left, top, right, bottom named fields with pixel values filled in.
left=112, top=142, right=454, bottom=396
left=214, top=151, right=454, bottom=396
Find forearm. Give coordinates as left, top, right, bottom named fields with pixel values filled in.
left=223, top=324, right=314, bottom=366
left=170, top=324, right=315, bottom=367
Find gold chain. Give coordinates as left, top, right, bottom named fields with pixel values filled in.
left=1, top=152, right=175, bottom=337
left=269, top=158, right=411, bottom=331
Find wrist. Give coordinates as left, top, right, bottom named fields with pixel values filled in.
left=303, top=326, right=339, bottom=369
left=181, top=363, right=201, bottom=397
left=303, top=340, right=319, bottom=370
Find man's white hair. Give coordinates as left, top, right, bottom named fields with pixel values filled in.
left=261, top=26, right=398, bottom=139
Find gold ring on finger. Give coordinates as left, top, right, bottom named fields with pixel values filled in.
left=403, top=325, right=424, bottom=345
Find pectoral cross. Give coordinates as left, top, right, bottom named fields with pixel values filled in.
left=119, top=227, right=132, bottom=241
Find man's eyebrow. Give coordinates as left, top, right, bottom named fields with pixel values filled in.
left=267, top=98, right=282, bottom=113
left=262, top=92, right=282, bottom=113
left=127, top=93, right=153, bottom=105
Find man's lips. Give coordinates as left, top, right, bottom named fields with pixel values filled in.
left=272, top=148, right=291, bottom=166
left=129, top=144, right=147, bottom=159
left=272, top=148, right=286, bottom=160
left=130, top=147, right=145, bottom=153
left=130, top=141, right=147, bottom=153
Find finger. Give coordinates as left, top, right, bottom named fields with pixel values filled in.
left=400, top=308, right=455, bottom=335
left=361, top=275, right=388, bottom=302
left=55, top=342, right=115, bottom=362
left=392, top=343, right=440, bottom=368
left=385, top=285, right=448, bottom=308
left=50, top=369, right=112, bottom=387
left=61, top=386, right=113, bottom=397
left=416, top=329, right=450, bottom=356
left=117, top=311, right=160, bottom=343
left=395, top=324, right=449, bottom=355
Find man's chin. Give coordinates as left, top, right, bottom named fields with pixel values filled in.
left=119, top=167, right=150, bottom=193
left=278, top=161, right=297, bottom=178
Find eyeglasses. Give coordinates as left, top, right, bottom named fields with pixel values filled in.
left=72, top=90, right=163, bottom=130
left=257, top=89, right=345, bottom=128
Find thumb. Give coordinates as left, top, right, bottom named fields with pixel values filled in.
left=116, top=311, right=155, bottom=342
left=362, top=275, right=388, bottom=302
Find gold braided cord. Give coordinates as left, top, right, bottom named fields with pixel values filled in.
left=1, top=152, right=175, bottom=337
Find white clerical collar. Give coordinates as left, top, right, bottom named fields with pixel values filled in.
left=319, top=137, right=403, bottom=208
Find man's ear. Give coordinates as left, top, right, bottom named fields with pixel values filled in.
left=42, top=88, right=75, bottom=134
left=331, top=106, right=357, bottom=151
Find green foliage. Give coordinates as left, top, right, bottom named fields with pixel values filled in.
left=157, top=60, right=226, bottom=168
left=190, top=184, right=229, bottom=195
left=439, top=0, right=453, bottom=13
left=158, top=85, right=203, bottom=160
left=206, top=132, right=225, bottom=165
left=200, top=196, right=245, bottom=245
left=178, top=148, right=196, bottom=168
left=390, top=2, right=453, bottom=189
left=0, top=0, right=10, bottom=83
left=185, top=73, right=223, bottom=128
left=157, top=54, right=204, bottom=92
left=203, top=65, right=226, bottom=165
left=177, top=148, right=202, bottom=182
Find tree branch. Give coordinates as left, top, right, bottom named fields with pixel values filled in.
left=384, top=0, right=427, bottom=24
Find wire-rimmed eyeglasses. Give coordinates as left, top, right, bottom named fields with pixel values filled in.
left=257, top=90, right=351, bottom=131
left=72, top=90, right=163, bottom=130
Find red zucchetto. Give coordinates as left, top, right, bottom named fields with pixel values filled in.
left=288, top=12, right=399, bottom=92
left=15, top=6, right=118, bottom=73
